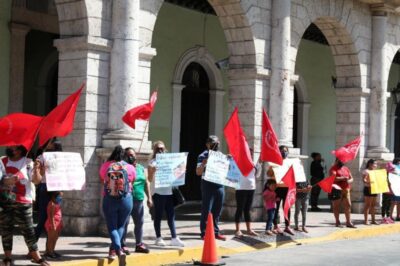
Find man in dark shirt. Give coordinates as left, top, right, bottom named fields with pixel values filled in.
left=310, top=152, right=325, bottom=211
left=196, top=135, right=226, bottom=241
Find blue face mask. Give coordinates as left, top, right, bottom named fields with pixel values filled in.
left=55, top=195, right=62, bottom=205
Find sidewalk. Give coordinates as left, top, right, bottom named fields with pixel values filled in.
left=6, top=205, right=400, bottom=266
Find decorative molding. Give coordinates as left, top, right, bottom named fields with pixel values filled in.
left=54, top=36, right=112, bottom=53
left=227, top=67, right=270, bottom=80
left=139, top=47, right=157, bottom=61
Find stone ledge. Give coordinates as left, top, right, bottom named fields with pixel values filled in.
left=227, top=67, right=270, bottom=80
left=54, top=36, right=112, bottom=53
left=335, top=87, right=371, bottom=97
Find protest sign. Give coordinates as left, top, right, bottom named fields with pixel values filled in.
left=389, top=173, right=400, bottom=196
left=43, top=152, right=86, bottom=191
left=226, top=159, right=241, bottom=189
left=204, top=151, right=239, bottom=188
left=369, top=169, right=389, bottom=194
left=272, top=158, right=306, bottom=183
left=155, top=152, right=187, bottom=188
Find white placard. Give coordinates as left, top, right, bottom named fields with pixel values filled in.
left=271, top=158, right=306, bottom=183
left=203, top=151, right=239, bottom=188
left=389, top=173, right=400, bottom=196
left=155, top=152, right=188, bottom=188
left=43, top=152, right=86, bottom=191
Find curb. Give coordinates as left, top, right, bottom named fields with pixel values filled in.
left=56, top=224, right=400, bottom=266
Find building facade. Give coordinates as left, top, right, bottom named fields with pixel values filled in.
left=1, top=0, right=400, bottom=235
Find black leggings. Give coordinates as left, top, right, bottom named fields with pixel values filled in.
left=274, top=187, right=290, bottom=227
left=235, top=190, right=255, bottom=223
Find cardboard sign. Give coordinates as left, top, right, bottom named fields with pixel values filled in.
left=271, top=158, right=306, bottom=183
left=369, top=169, right=389, bottom=194
left=204, top=151, right=239, bottom=188
left=43, top=152, right=86, bottom=191
left=389, top=173, right=400, bottom=196
left=155, top=153, right=188, bottom=188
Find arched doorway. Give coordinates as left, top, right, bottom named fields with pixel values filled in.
left=179, top=62, right=210, bottom=200
left=395, top=104, right=400, bottom=157
left=295, top=23, right=336, bottom=175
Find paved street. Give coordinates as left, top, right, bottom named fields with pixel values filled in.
left=205, top=233, right=400, bottom=266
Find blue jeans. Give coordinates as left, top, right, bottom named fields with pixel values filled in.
left=153, top=194, right=176, bottom=238
left=34, top=183, right=50, bottom=239
left=103, top=194, right=133, bottom=251
left=200, top=179, right=225, bottom=237
left=266, top=208, right=276, bottom=231
left=122, top=199, right=144, bottom=246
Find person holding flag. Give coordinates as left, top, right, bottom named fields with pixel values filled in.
left=330, top=158, right=356, bottom=228
left=266, top=145, right=295, bottom=235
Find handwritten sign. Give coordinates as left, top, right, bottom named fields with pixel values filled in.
left=204, top=151, right=239, bottom=188
left=369, top=169, right=389, bottom=194
left=155, top=153, right=187, bottom=188
left=389, top=173, right=400, bottom=196
left=271, top=158, right=306, bottom=183
left=43, top=152, right=86, bottom=191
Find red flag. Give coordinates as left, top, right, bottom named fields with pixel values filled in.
left=331, top=135, right=362, bottom=163
left=317, top=175, right=336, bottom=193
left=122, top=91, right=158, bottom=129
left=223, top=107, right=254, bottom=176
left=282, top=166, right=296, bottom=220
left=261, top=108, right=283, bottom=165
left=38, top=84, right=84, bottom=146
left=0, top=113, right=43, bottom=150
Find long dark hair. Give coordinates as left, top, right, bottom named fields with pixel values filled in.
left=263, top=179, right=276, bottom=192
left=366, top=159, right=376, bottom=169
left=107, top=145, right=125, bottom=162
left=393, top=158, right=400, bottom=165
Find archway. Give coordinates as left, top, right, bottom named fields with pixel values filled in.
left=295, top=23, right=336, bottom=177
left=387, top=51, right=400, bottom=156
left=180, top=62, right=210, bottom=200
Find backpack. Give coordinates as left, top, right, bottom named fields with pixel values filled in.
left=104, top=161, right=129, bottom=198
left=0, top=158, right=17, bottom=205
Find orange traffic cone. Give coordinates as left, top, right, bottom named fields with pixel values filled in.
left=195, top=213, right=225, bottom=265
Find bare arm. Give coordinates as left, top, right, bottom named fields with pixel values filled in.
left=31, top=160, right=43, bottom=185
left=143, top=169, right=153, bottom=208
left=196, top=159, right=207, bottom=176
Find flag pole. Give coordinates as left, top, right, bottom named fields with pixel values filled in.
left=138, top=120, right=149, bottom=153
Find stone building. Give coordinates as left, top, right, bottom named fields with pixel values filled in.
left=1, top=0, right=400, bottom=235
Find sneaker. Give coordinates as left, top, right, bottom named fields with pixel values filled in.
left=170, top=237, right=185, bottom=247
left=284, top=227, right=295, bottom=235
left=388, top=217, right=395, bottom=224
left=215, top=234, right=227, bottom=241
left=108, top=249, right=117, bottom=260
left=122, top=247, right=130, bottom=255
left=381, top=218, right=389, bottom=224
left=155, top=237, right=166, bottom=246
left=135, top=243, right=150, bottom=254
left=117, top=249, right=126, bottom=257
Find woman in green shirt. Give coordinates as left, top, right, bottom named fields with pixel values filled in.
left=122, top=147, right=152, bottom=254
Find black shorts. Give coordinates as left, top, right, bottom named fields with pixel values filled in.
left=363, top=187, right=377, bottom=197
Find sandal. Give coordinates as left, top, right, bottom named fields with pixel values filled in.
left=346, top=223, right=356, bottom=228
left=3, top=257, right=12, bottom=266
left=31, top=258, right=51, bottom=266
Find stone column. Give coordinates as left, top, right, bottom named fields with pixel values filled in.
left=209, top=89, right=225, bottom=138
left=54, top=36, right=112, bottom=235
left=367, top=11, right=393, bottom=160
left=102, top=0, right=144, bottom=148
left=171, top=83, right=185, bottom=152
left=222, top=68, right=269, bottom=222
left=269, top=0, right=292, bottom=147
left=8, top=23, right=30, bottom=113
left=297, top=102, right=311, bottom=155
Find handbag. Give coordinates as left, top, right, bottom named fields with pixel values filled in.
left=328, top=187, right=342, bottom=201
left=172, top=187, right=185, bottom=207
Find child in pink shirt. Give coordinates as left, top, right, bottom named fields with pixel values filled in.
left=263, top=179, right=278, bottom=235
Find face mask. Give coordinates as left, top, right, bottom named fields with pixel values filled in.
left=281, top=151, right=288, bottom=159
left=126, top=155, right=136, bottom=165
left=55, top=195, right=62, bottom=205
left=5, top=148, right=14, bottom=158
left=210, top=143, right=219, bottom=151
